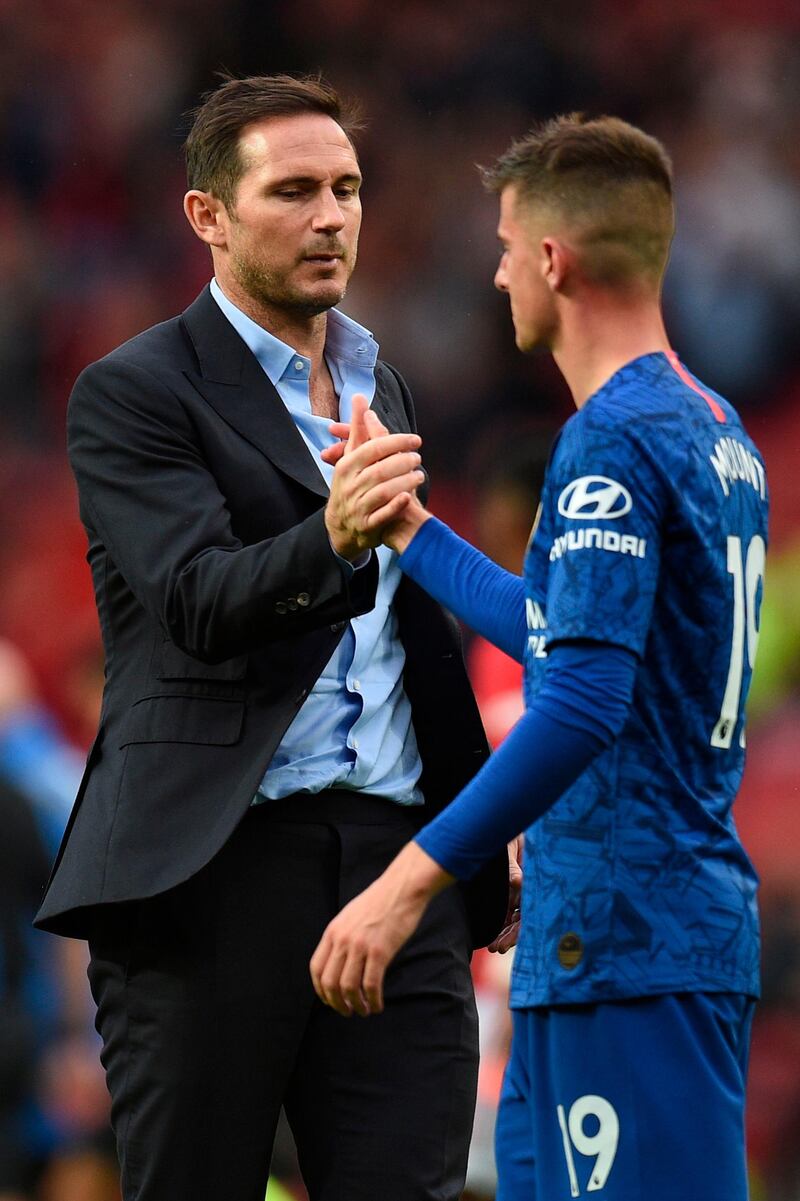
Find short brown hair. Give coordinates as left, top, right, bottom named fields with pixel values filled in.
left=483, top=114, right=674, bottom=285
left=184, top=73, right=363, bottom=212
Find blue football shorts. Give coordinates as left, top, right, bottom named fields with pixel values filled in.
left=495, top=991, right=754, bottom=1201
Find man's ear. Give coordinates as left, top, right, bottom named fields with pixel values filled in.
left=184, top=190, right=229, bottom=248
left=541, top=236, right=571, bottom=293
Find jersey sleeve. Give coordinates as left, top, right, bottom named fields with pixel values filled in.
left=398, top=517, right=527, bottom=662
left=544, top=414, right=668, bottom=656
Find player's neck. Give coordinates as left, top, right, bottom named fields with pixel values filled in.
left=552, top=291, right=670, bottom=410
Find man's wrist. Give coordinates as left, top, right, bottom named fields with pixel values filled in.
left=388, top=840, right=454, bottom=904
left=324, top=509, right=368, bottom=563
left=385, top=507, right=431, bottom=555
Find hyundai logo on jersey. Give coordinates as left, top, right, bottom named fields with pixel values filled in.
left=558, top=476, right=633, bottom=520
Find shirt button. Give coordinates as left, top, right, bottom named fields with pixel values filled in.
left=352, top=679, right=361, bottom=692
left=297, top=592, right=310, bottom=607
left=294, top=360, right=304, bottom=371
left=275, top=601, right=288, bottom=614
left=352, top=738, right=360, bottom=751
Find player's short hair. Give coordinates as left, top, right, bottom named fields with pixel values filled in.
left=482, top=114, right=674, bottom=286
left=184, top=73, right=363, bottom=212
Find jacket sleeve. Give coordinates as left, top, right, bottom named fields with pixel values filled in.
left=68, top=356, right=379, bottom=662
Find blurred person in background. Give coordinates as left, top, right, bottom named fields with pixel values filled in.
left=33, top=72, right=507, bottom=1201
left=0, top=640, right=117, bottom=1201
left=0, top=768, right=50, bottom=1201
left=312, top=113, right=768, bottom=1201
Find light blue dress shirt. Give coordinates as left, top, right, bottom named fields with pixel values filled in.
left=210, top=278, right=423, bottom=806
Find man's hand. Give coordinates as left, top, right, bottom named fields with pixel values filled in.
left=487, top=835, right=523, bottom=954
left=322, top=399, right=431, bottom=554
left=310, top=841, right=454, bottom=1017
left=324, top=394, right=425, bottom=561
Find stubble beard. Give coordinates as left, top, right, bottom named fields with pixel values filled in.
left=231, top=246, right=351, bottom=318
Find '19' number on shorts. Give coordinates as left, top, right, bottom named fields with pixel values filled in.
left=711, top=534, right=766, bottom=749
left=556, top=1095, right=619, bottom=1195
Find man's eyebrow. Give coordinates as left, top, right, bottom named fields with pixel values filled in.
left=269, top=172, right=362, bottom=188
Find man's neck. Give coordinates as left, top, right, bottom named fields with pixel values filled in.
left=214, top=276, right=329, bottom=370
left=552, top=289, right=670, bottom=410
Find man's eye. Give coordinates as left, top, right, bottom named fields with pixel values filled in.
left=335, top=187, right=357, bottom=198
left=277, top=190, right=301, bottom=200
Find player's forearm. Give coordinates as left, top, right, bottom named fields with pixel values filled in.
left=416, top=642, right=637, bottom=878
left=380, top=839, right=455, bottom=904
left=416, top=706, right=603, bottom=877
left=397, top=517, right=528, bottom=662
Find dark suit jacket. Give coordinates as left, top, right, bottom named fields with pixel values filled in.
left=35, top=286, right=506, bottom=945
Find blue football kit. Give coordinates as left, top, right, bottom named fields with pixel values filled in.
left=400, top=351, right=769, bottom=1200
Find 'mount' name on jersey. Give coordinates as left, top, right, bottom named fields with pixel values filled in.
left=549, top=528, right=647, bottom=562
left=710, top=437, right=767, bottom=500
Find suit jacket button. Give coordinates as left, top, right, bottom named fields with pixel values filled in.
left=297, top=592, right=310, bottom=607
left=330, top=620, right=346, bottom=632
left=275, top=601, right=288, bottom=614
left=287, top=597, right=298, bottom=611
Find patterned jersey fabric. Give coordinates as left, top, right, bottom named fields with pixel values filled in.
left=511, top=351, right=769, bottom=1008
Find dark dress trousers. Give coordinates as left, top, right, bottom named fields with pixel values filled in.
left=36, top=286, right=506, bottom=1201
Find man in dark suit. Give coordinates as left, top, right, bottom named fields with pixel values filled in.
left=35, top=74, right=507, bottom=1201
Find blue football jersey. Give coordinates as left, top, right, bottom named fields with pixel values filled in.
left=511, top=350, right=768, bottom=1008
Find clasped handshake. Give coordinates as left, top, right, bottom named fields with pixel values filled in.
left=322, top=393, right=429, bottom=561
left=310, top=394, right=522, bottom=1019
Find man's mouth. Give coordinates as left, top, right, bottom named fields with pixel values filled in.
left=303, top=252, right=344, bottom=263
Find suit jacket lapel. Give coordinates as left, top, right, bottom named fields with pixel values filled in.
left=179, top=286, right=411, bottom=497
left=180, top=286, right=329, bottom=499
left=371, top=366, right=408, bottom=434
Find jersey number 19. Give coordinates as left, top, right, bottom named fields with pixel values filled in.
left=711, top=535, right=765, bottom=749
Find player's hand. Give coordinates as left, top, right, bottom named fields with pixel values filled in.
left=323, top=403, right=431, bottom=554
left=487, top=835, right=523, bottom=954
left=325, top=395, right=424, bottom=561
left=310, top=841, right=453, bottom=1017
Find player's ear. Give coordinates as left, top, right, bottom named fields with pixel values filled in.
left=184, top=190, right=229, bottom=248
left=541, top=236, right=572, bottom=294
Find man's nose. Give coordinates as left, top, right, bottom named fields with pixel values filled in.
left=494, top=264, right=508, bottom=292
left=311, top=189, right=347, bottom=232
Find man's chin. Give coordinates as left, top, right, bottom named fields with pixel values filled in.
left=515, top=327, right=551, bottom=355
left=292, top=283, right=348, bottom=316
left=231, top=260, right=348, bottom=318
left=515, top=331, right=538, bottom=354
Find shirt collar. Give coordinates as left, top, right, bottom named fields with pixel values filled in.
left=209, top=277, right=378, bottom=386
